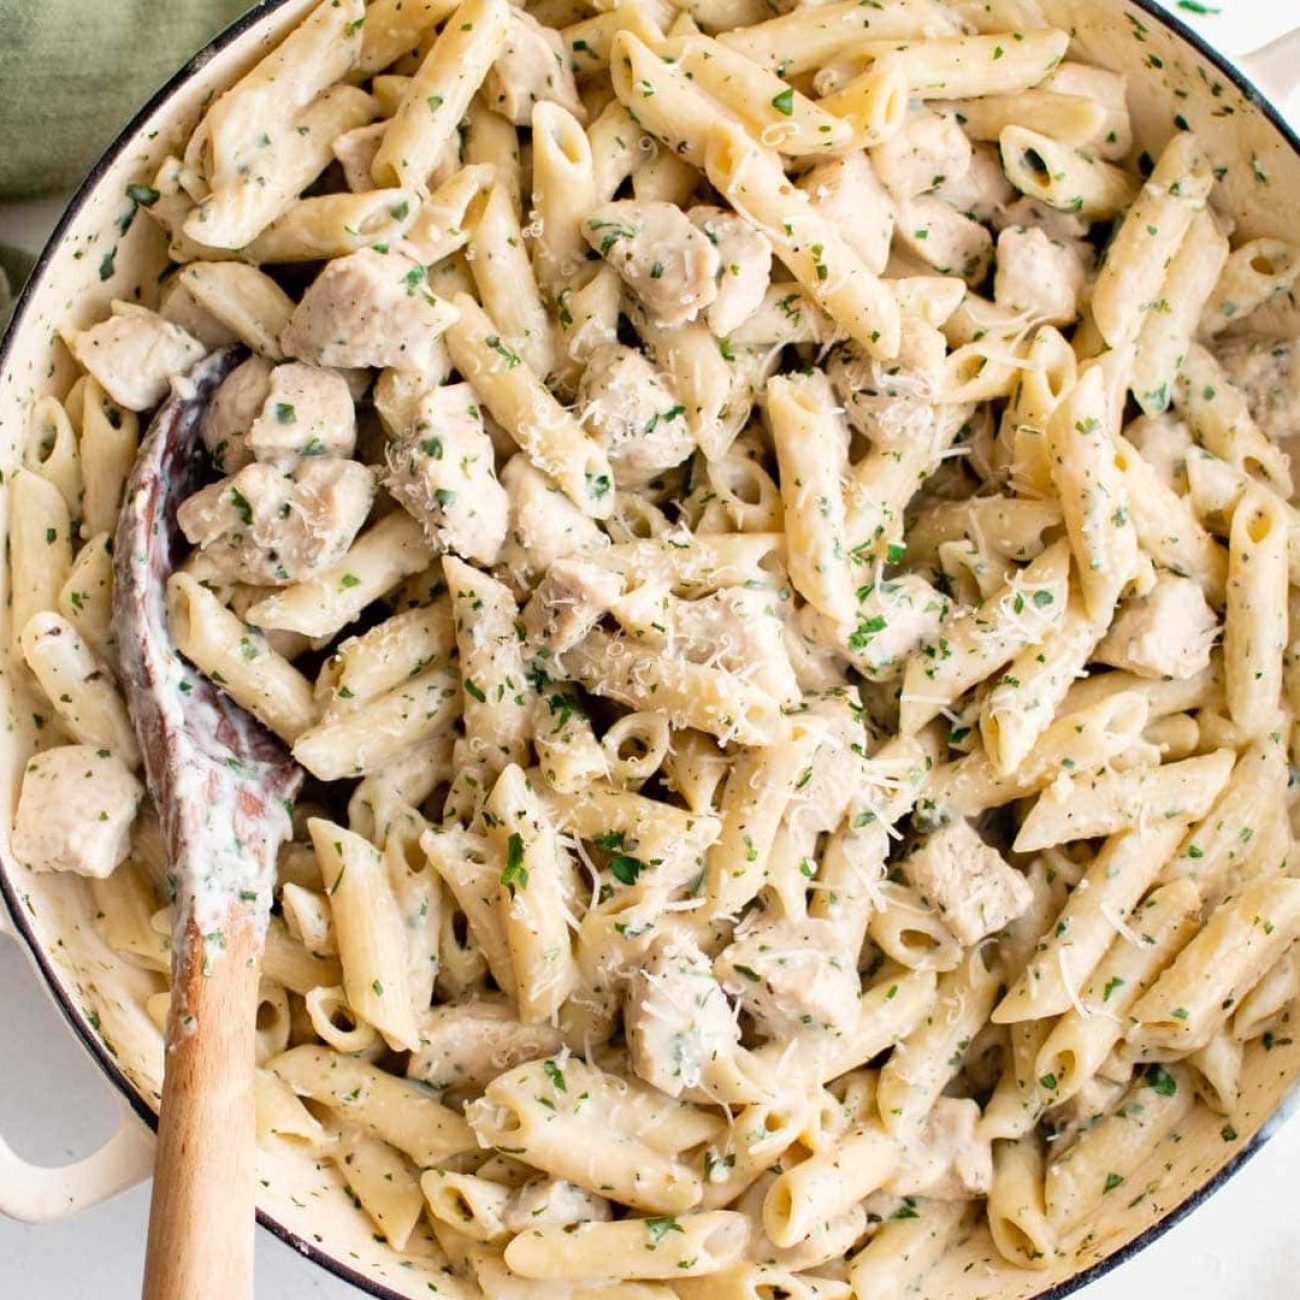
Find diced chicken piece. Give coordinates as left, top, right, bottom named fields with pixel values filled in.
left=1214, top=335, right=1300, bottom=444
left=1096, top=574, right=1218, bottom=680
left=246, top=363, right=356, bottom=468
left=584, top=201, right=720, bottom=328
left=484, top=9, right=584, bottom=126
left=932, top=144, right=1015, bottom=225
left=689, top=206, right=772, bottom=338
left=502, top=1180, right=612, bottom=1234
left=522, top=557, right=623, bottom=654
left=67, top=302, right=205, bottom=411
left=826, top=341, right=942, bottom=448
left=12, top=745, right=143, bottom=879
left=994, top=225, right=1087, bottom=326
left=177, top=459, right=375, bottom=585
left=201, top=355, right=274, bottom=472
left=886, top=1098, right=992, bottom=1200
left=626, top=934, right=763, bottom=1102
left=1124, top=413, right=1193, bottom=492
left=903, top=821, right=1034, bottom=946
left=798, top=152, right=895, bottom=275
left=577, top=343, right=694, bottom=486
left=333, top=121, right=387, bottom=193
left=672, top=587, right=802, bottom=707
left=281, top=248, right=457, bottom=371
left=804, top=574, right=951, bottom=683
left=382, top=383, right=508, bottom=565
left=203, top=358, right=355, bottom=472
left=407, top=998, right=563, bottom=1091
left=715, top=919, right=860, bottom=1036
left=871, top=110, right=973, bottom=200
left=995, top=195, right=1091, bottom=242
left=895, top=195, right=993, bottom=284
left=498, top=455, right=609, bottom=589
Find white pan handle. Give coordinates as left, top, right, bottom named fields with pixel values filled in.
left=0, top=895, right=155, bottom=1223
left=1238, top=27, right=1300, bottom=122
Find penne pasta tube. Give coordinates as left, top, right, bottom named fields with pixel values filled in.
left=444, top=293, right=615, bottom=516
left=371, top=0, right=513, bottom=190
left=1043, top=1064, right=1194, bottom=1232
left=705, top=119, right=901, bottom=359
left=1224, top=489, right=1289, bottom=738
left=20, top=612, right=140, bottom=768
left=1033, top=880, right=1200, bottom=1106
left=1000, top=125, right=1138, bottom=219
left=504, top=1212, right=749, bottom=1279
left=167, top=574, right=316, bottom=744
left=1127, top=877, right=1300, bottom=1054
left=1012, top=748, right=1236, bottom=853
left=269, top=1045, right=477, bottom=1165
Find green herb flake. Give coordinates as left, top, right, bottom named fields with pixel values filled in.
left=502, top=832, right=529, bottom=895
left=645, top=1216, right=684, bottom=1245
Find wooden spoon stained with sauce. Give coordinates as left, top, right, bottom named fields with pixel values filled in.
left=113, top=348, right=303, bottom=1300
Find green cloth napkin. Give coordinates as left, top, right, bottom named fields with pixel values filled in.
left=0, top=0, right=253, bottom=198
left=0, top=0, right=253, bottom=318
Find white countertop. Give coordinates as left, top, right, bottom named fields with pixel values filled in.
left=2, top=1, right=1299, bottom=1296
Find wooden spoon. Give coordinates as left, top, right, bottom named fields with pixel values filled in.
left=114, top=348, right=303, bottom=1300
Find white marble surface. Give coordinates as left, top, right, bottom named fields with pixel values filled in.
left=2, top=1, right=1300, bottom=1297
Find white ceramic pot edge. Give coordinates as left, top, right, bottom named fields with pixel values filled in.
left=0, top=890, right=156, bottom=1224
left=1238, top=26, right=1300, bottom=120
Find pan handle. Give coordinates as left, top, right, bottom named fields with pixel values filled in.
left=0, top=897, right=155, bottom=1223
left=1238, top=27, right=1300, bottom=121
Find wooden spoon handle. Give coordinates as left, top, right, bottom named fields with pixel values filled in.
left=142, top=908, right=261, bottom=1300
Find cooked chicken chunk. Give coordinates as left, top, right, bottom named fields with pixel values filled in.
left=202, top=355, right=273, bottom=472
left=13, top=745, right=144, bottom=879
left=584, top=201, right=720, bottom=327
left=1096, top=574, right=1218, bottom=680
left=625, top=934, right=769, bottom=1103
left=498, top=455, right=609, bottom=589
left=994, top=225, right=1088, bottom=326
left=871, top=109, right=973, bottom=199
left=886, top=1098, right=992, bottom=1200
left=281, top=248, right=457, bottom=371
left=252, top=363, right=356, bottom=465
left=667, top=586, right=802, bottom=708
left=177, top=458, right=375, bottom=585
left=798, top=152, right=896, bottom=275
left=895, top=194, right=994, bottom=284
left=577, top=343, right=695, bottom=486
left=995, top=195, right=1091, bottom=243
left=67, top=302, right=205, bottom=411
left=805, top=574, right=951, bottom=683
left=522, top=557, right=623, bottom=654
left=484, top=9, right=584, bottom=125
left=827, top=340, right=943, bottom=448
left=1214, top=335, right=1300, bottom=444
left=904, top=820, right=1033, bottom=946
left=202, top=358, right=356, bottom=472
left=407, top=998, right=563, bottom=1092
left=502, top=1180, right=612, bottom=1234
left=715, top=918, right=859, bottom=1036
left=932, top=144, right=1016, bottom=225
left=382, top=383, right=508, bottom=565
left=689, top=206, right=772, bottom=338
